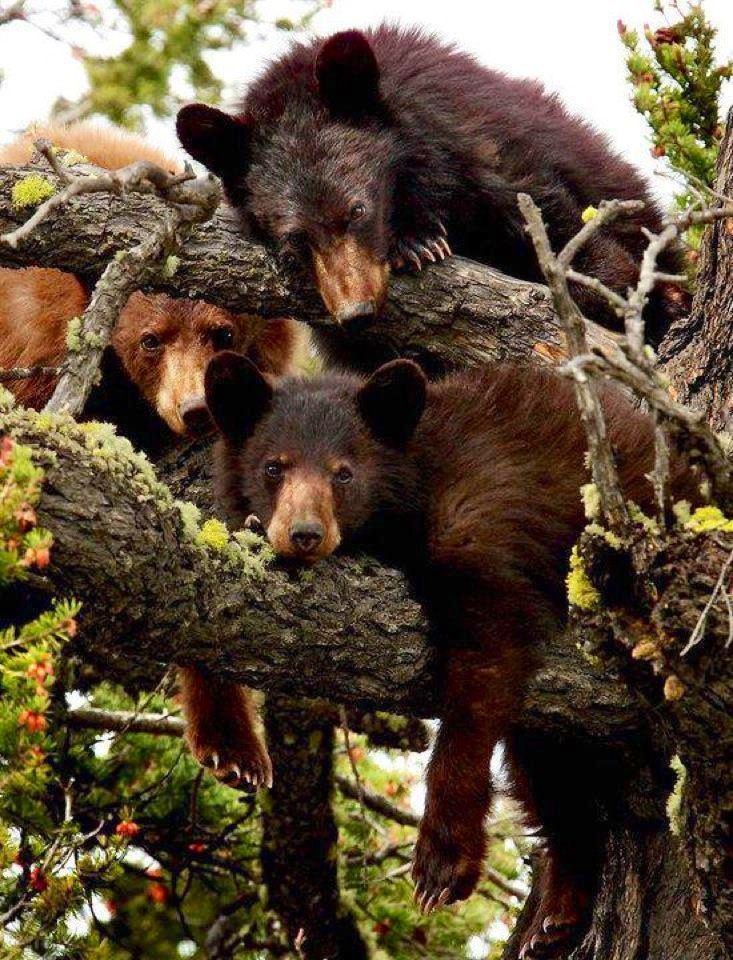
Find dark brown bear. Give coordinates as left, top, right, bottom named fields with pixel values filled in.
left=202, top=352, right=698, bottom=958
left=177, top=25, right=686, bottom=346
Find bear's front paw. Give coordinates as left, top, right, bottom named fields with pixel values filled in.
left=411, top=822, right=483, bottom=914
left=390, top=222, right=452, bottom=273
left=187, top=732, right=273, bottom=792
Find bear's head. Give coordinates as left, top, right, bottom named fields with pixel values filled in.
left=177, top=31, right=395, bottom=329
left=205, top=353, right=426, bottom=563
left=112, top=293, right=297, bottom=437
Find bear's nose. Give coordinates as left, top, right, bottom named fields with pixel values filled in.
left=334, top=301, right=376, bottom=330
left=178, top=395, right=212, bottom=435
left=289, top=521, right=325, bottom=555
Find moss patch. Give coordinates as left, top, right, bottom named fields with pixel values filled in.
left=11, top=175, right=56, bottom=210
left=566, top=545, right=600, bottom=610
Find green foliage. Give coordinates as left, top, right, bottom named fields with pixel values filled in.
left=619, top=2, right=732, bottom=200
left=78, top=1, right=321, bottom=129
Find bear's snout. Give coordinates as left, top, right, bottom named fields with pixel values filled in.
left=178, top=395, right=212, bottom=436
left=289, top=520, right=325, bottom=556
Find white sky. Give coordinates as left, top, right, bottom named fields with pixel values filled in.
left=1, top=0, right=732, bottom=205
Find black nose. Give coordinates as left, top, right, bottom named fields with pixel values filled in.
left=179, top=395, right=212, bottom=435
left=334, top=301, right=376, bottom=330
left=289, top=521, right=324, bottom=554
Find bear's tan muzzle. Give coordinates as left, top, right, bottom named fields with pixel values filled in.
left=312, top=237, right=389, bottom=328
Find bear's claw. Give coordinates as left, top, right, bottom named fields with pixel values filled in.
left=194, top=740, right=273, bottom=792
left=390, top=229, right=452, bottom=272
left=411, top=826, right=481, bottom=915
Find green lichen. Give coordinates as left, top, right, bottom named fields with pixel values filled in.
left=0, top=385, right=16, bottom=412
left=59, top=149, right=88, bottom=166
left=581, top=205, right=598, bottom=222
left=65, top=317, right=83, bottom=352
left=628, top=501, right=660, bottom=535
left=175, top=500, right=202, bottom=542
left=566, top=545, right=600, bottom=610
left=196, top=518, right=229, bottom=551
left=666, top=755, right=687, bottom=837
left=83, top=330, right=105, bottom=350
left=580, top=482, right=601, bottom=521
left=672, top=499, right=692, bottom=525
left=162, top=255, right=180, bottom=278
left=684, top=505, right=733, bottom=534
left=11, top=174, right=56, bottom=209
left=585, top=522, right=623, bottom=550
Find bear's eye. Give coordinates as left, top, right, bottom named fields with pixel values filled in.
left=211, top=327, right=234, bottom=350
left=140, top=333, right=161, bottom=352
left=333, top=465, right=353, bottom=485
left=264, top=460, right=283, bottom=480
left=349, top=202, right=366, bottom=222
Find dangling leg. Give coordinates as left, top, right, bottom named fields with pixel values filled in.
left=505, top=732, right=603, bottom=958
left=178, top=666, right=272, bottom=790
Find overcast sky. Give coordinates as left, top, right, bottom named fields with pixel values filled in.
left=1, top=0, right=732, bottom=205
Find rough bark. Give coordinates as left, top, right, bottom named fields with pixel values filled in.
left=3, top=402, right=728, bottom=960
left=0, top=165, right=616, bottom=372
left=261, top=697, right=368, bottom=960
left=661, top=106, right=733, bottom=431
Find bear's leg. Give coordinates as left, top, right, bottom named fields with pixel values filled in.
left=412, top=644, right=525, bottom=912
left=178, top=666, right=272, bottom=790
left=505, top=733, right=602, bottom=959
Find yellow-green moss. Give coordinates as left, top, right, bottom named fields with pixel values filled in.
left=684, top=505, right=733, bottom=534
left=59, top=149, right=88, bottom=167
left=65, top=316, right=83, bottom=352
left=666, top=755, right=687, bottom=836
left=11, top=174, right=56, bottom=209
left=566, top=545, right=600, bottom=610
left=0, top=385, right=16, bottom=412
left=196, top=518, right=229, bottom=551
left=162, top=255, right=180, bottom=278
left=580, top=482, right=601, bottom=521
left=628, top=501, right=660, bottom=535
left=585, top=522, right=623, bottom=550
left=581, top=205, right=598, bottom=223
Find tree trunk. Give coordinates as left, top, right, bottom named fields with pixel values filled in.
left=660, top=106, right=733, bottom=431
left=262, top=697, right=368, bottom=960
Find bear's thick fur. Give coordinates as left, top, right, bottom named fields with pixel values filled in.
left=0, top=122, right=302, bottom=451
left=204, top=353, right=699, bottom=957
left=177, top=25, right=686, bottom=346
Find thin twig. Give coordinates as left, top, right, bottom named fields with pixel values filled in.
left=681, top=547, right=733, bottom=656
left=0, top=364, right=61, bottom=383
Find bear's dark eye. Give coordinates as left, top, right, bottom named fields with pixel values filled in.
left=140, top=333, right=161, bottom=352
left=333, top=465, right=353, bottom=485
left=211, top=327, right=234, bottom=350
left=349, top=202, right=366, bottom=222
left=264, top=460, right=283, bottom=480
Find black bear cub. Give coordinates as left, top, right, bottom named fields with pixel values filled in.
left=178, top=25, right=686, bottom=346
left=203, top=352, right=697, bottom=957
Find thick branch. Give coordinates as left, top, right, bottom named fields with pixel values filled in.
left=0, top=164, right=616, bottom=371
left=1, top=406, right=642, bottom=743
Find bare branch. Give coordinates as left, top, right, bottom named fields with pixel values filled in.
left=0, top=364, right=60, bottom=383
left=518, top=193, right=631, bottom=536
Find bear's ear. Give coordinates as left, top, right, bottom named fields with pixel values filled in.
left=205, top=351, right=273, bottom=441
left=357, top=360, right=427, bottom=449
left=176, top=104, right=250, bottom=181
left=315, top=30, right=381, bottom=119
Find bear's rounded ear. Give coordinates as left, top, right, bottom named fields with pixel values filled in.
left=315, top=30, right=381, bottom=119
left=176, top=104, right=250, bottom=181
left=205, top=351, right=273, bottom=442
left=357, top=360, right=427, bottom=449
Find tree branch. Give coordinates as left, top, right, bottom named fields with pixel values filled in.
left=0, top=164, right=617, bottom=372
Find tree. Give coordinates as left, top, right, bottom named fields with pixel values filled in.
left=1, top=111, right=732, bottom=958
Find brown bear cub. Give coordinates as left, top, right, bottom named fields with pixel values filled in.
left=203, top=353, right=697, bottom=957
left=177, top=25, right=686, bottom=347
left=0, top=123, right=301, bottom=452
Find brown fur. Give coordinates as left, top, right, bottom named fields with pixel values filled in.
left=312, top=236, right=390, bottom=321
left=205, top=356, right=701, bottom=957
left=0, top=123, right=304, bottom=791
